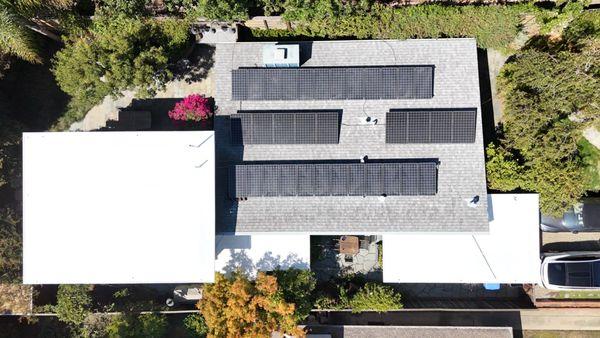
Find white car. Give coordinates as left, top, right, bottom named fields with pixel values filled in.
left=541, top=252, right=600, bottom=290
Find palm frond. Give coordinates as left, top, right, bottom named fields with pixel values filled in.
left=0, top=8, right=41, bottom=63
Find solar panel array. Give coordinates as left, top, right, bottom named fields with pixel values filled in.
left=230, top=111, right=340, bottom=145
left=231, top=66, right=434, bottom=101
left=230, top=162, right=437, bottom=198
left=386, top=109, right=477, bottom=143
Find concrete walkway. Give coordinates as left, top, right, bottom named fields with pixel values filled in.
left=520, top=309, right=600, bottom=331
left=312, top=309, right=600, bottom=332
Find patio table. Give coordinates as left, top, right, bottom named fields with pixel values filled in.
left=338, top=235, right=359, bottom=255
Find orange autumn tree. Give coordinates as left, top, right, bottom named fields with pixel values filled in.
left=198, top=272, right=305, bottom=338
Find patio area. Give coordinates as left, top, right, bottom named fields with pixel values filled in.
left=310, top=235, right=383, bottom=281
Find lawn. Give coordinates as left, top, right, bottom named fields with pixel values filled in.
left=578, top=138, right=600, bottom=191
left=554, top=290, right=600, bottom=300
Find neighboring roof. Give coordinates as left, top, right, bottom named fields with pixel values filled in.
left=214, top=39, right=488, bottom=234
left=215, top=234, right=310, bottom=277
left=22, top=131, right=215, bottom=284
left=303, top=325, right=513, bottom=338
left=383, top=194, right=541, bottom=284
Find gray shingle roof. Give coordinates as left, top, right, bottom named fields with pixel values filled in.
left=214, top=39, right=488, bottom=234
left=302, top=325, right=513, bottom=338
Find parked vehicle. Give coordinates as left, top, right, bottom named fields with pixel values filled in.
left=541, top=252, right=600, bottom=290
left=540, top=198, right=600, bottom=233
left=173, top=284, right=203, bottom=304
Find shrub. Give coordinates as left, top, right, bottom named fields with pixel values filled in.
left=348, top=283, right=402, bottom=313
left=104, top=313, right=168, bottom=338
left=280, top=3, right=532, bottom=51
left=95, top=0, right=149, bottom=17
left=185, top=0, right=251, bottom=22
left=54, top=285, right=93, bottom=328
left=314, top=295, right=342, bottom=310
left=168, top=94, right=212, bottom=121
left=0, top=207, right=22, bottom=283
left=183, top=313, right=208, bottom=337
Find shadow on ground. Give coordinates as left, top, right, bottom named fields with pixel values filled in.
left=0, top=39, right=68, bottom=131
left=172, top=44, right=215, bottom=84
left=477, top=48, right=497, bottom=146
left=542, top=240, right=600, bottom=252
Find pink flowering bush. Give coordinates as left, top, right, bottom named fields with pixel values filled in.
left=168, top=94, right=213, bottom=121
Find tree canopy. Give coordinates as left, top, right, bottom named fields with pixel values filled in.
left=0, top=0, right=85, bottom=63
left=104, top=313, right=168, bottom=338
left=51, top=14, right=191, bottom=129
left=271, top=268, right=316, bottom=321
left=198, top=272, right=305, bottom=338
left=488, top=11, right=600, bottom=216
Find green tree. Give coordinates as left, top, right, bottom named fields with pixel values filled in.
left=489, top=11, right=599, bottom=216
left=0, top=0, right=76, bottom=63
left=485, top=143, right=525, bottom=192
left=271, top=268, right=316, bottom=321
left=104, top=313, right=168, bottom=338
left=54, top=284, right=93, bottom=329
left=52, top=15, right=191, bottom=129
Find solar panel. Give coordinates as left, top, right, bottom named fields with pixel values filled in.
left=230, top=111, right=340, bottom=145
left=230, top=162, right=437, bottom=198
left=386, top=109, right=477, bottom=144
left=231, top=66, right=434, bottom=101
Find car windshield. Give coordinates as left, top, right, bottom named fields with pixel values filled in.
left=548, top=261, right=599, bottom=287
left=548, top=263, right=567, bottom=286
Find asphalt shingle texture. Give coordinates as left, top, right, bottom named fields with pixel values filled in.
left=213, top=39, right=489, bottom=234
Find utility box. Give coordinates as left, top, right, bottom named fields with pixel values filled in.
left=262, top=44, right=300, bottom=67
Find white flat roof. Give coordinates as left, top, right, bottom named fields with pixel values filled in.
left=22, top=131, right=215, bottom=284
left=383, top=194, right=541, bottom=284
left=215, top=234, right=310, bottom=277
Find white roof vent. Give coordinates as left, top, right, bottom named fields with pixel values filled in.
left=263, top=44, right=300, bottom=67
